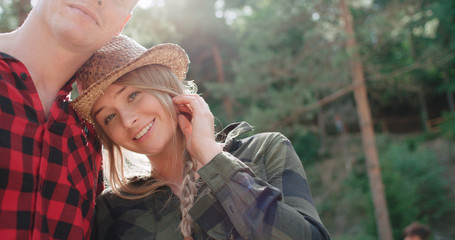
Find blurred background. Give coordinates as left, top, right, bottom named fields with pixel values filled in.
left=1, top=0, right=454, bottom=239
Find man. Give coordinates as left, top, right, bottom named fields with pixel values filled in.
left=0, top=0, right=138, bottom=238
left=403, top=222, right=431, bottom=240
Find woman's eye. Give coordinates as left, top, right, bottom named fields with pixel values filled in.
left=104, top=114, right=116, bottom=125
left=128, top=91, right=140, bottom=102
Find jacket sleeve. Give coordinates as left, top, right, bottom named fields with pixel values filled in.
left=91, top=193, right=115, bottom=240
left=193, top=133, right=330, bottom=240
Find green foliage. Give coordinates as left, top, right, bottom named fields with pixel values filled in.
left=343, top=140, right=452, bottom=239
left=123, top=7, right=182, bottom=46
left=0, top=1, right=20, bottom=32
left=342, top=155, right=378, bottom=237
left=353, top=0, right=455, bottom=121
left=439, top=112, right=455, bottom=139
left=290, top=131, right=321, bottom=166
left=381, top=142, right=452, bottom=239
left=227, top=0, right=350, bottom=133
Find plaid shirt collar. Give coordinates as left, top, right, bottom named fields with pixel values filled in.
left=0, top=52, right=77, bottom=96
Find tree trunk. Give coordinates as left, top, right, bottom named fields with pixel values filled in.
left=339, top=1, right=393, bottom=240
left=211, top=44, right=234, bottom=119
left=316, top=92, right=327, bottom=155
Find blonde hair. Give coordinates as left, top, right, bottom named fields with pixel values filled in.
left=94, top=64, right=198, bottom=239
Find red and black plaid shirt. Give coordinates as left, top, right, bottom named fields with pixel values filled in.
left=0, top=52, right=102, bottom=239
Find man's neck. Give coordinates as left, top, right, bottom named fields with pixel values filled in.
left=0, top=19, right=94, bottom=117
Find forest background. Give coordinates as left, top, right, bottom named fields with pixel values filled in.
left=1, top=0, right=454, bottom=239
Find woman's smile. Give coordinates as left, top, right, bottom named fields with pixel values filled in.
left=134, top=119, right=155, bottom=141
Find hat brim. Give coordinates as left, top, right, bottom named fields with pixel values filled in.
left=71, top=43, right=189, bottom=125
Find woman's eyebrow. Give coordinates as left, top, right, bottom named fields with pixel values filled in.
left=92, top=107, right=104, bottom=120
left=115, top=86, right=128, bottom=97
left=92, top=86, right=128, bottom=120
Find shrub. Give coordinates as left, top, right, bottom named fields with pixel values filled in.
left=290, top=131, right=321, bottom=165
left=341, top=141, right=452, bottom=239
left=439, top=112, right=455, bottom=140
left=380, top=142, right=452, bottom=239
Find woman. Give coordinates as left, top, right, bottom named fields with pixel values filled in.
left=72, top=35, right=330, bottom=240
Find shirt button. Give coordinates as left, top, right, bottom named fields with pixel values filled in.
left=20, top=72, right=28, bottom=80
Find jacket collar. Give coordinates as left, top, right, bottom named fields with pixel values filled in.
left=215, top=121, right=254, bottom=150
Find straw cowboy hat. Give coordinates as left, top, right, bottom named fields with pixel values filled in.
left=71, top=35, right=190, bottom=124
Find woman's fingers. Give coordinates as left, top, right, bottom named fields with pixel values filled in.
left=172, top=94, right=221, bottom=165
left=176, top=104, right=192, bottom=121
left=173, top=95, right=212, bottom=119
left=173, top=94, right=214, bottom=135
left=177, top=114, right=192, bottom=139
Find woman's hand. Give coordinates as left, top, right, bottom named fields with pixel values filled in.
left=172, top=94, right=222, bottom=166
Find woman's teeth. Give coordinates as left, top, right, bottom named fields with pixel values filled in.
left=135, top=122, right=153, bottom=140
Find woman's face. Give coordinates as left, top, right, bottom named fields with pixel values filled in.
left=92, top=84, right=177, bottom=157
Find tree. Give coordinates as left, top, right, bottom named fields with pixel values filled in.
left=352, top=0, right=455, bottom=131
left=222, top=0, right=351, bottom=136
left=339, top=0, right=393, bottom=239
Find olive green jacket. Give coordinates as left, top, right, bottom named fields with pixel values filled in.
left=92, top=122, right=330, bottom=240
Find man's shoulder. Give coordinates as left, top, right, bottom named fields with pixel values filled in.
left=0, top=33, right=18, bottom=60
left=0, top=51, right=23, bottom=76
left=0, top=34, right=23, bottom=70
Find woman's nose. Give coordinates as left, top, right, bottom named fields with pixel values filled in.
left=119, top=111, right=137, bottom=128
